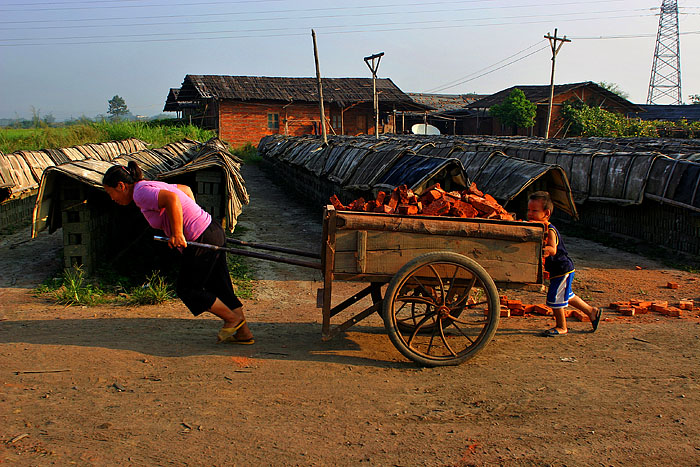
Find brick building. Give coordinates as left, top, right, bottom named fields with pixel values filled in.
left=460, top=81, right=643, bottom=138
left=164, top=75, right=428, bottom=148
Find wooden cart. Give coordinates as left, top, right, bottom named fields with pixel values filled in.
left=161, top=205, right=544, bottom=367
left=317, top=205, right=544, bottom=367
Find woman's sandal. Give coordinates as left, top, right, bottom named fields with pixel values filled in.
left=217, top=320, right=249, bottom=344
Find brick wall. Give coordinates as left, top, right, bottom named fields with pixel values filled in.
left=217, top=100, right=375, bottom=148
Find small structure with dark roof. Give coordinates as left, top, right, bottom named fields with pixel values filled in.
left=165, top=75, right=428, bottom=147
left=633, top=104, right=700, bottom=122
left=464, top=81, right=643, bottom=138
left=400, top=93, right=486, bottom=135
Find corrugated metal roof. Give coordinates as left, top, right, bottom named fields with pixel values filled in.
left=634, top=104, right=700, bottom=122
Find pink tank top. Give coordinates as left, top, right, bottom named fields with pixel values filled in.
left=132, top=180, right=211, bottom=241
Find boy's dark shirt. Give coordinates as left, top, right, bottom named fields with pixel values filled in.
left=544, top=224, right=575, bottom=278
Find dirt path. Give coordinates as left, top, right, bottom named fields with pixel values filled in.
left=1, top=163, right=699, bottom=466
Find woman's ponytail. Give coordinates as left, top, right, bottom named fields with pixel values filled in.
left=103, top=161, right=144, bottom=187
left=127, top=161, right=144, bottom=182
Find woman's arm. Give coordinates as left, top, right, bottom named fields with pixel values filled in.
left=158, top=189, right=187, bottom=248
left=177, top=184, right=196, bottom=202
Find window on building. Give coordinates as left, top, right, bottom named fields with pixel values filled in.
left=267, top=113, right=279, bottom=130
left=331, top=114, right=342, bottom=130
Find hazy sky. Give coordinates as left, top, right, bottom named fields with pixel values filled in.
left=1, top=0, right=699, bottom=120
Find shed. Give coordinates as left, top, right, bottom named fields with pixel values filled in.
left=165, top=75, right=430, bottom=147
left=465, top=82, right=644, bottom=138
left=32, top=138, right=249, bottom=274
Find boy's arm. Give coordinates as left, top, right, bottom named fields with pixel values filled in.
left=543, top=228, right=558, bottom=258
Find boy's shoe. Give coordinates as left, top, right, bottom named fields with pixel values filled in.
left=542, top=328, right=567, bottom=337
left=591, top=308, right=603, bottom=332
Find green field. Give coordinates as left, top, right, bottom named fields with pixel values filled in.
left=0, top=120, right=218, bottom=153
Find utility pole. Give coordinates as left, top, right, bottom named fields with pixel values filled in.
left=312, top=30, right=327, bottom=144
left=544, top=29, right=570, bottom=139
left=364, top=52, right=384, bottom=139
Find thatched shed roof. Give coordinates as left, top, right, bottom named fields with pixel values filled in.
left=172, top=75, right=428, bottom=110
left=32, top=138, right=249, bottom=237
left=466, top=81, right=644, bottom=113
left=0, top=139, right=148, bottom=203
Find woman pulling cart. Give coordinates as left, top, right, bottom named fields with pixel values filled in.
left=102, top=161, right=254, bottom=345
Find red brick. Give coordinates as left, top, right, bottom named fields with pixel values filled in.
left=667, top=282, right=680, bottom=289
left=651, top=301, right=668, bottom=313
left=679, top=300, right=694, bottom=310
left=570, top=309, right=591, bottom=322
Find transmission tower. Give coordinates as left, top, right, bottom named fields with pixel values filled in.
left=647, top=0, right=682, bottom=104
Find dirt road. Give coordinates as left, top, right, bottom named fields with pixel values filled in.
left=1, top=163, right=699, bottom=466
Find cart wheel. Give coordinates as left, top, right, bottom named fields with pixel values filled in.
left=382, top=252, right=499, bottom=367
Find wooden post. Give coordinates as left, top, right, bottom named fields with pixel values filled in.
left=364, top=52, right=384, bottom=139
left=312, top=30, right=327, bottom=144
left=544, top=28, right=570, bottom=139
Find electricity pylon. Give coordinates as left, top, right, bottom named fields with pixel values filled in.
left=647, top=0, right=682, bottom=104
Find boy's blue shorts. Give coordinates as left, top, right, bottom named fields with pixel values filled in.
left=547, top=271, right=576, bottom=309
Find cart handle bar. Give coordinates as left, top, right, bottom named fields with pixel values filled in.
left=225, top=237, right=320, bottom=259
left=153, top=236, right=322, bottom=270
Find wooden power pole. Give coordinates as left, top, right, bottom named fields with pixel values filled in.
left=312, top=30, right=327, bottom=144
left=544, top=29, right=570, bottom=139
left=364, top=52, right=384, bottom=139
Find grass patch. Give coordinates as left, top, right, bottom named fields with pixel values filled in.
left=35, top=265, right=105, bottom=306
left=35, top=266, right=176, bottom=306
left=232, top=142, right=261, bottom=163
left=228, top=252, right=255, bottom=300
left=123, top=270, right=175, bottom=305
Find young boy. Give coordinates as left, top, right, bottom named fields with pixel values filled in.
left=527, top=191, right=602, bottom=336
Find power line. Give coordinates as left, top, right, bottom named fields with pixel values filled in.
left=0, top=12, right=657, bottom=47
left=0, top=0, right=284, bottom=12
left=424, top=41, right=546, bottom=92
left=0, top=10, right=655, bottom=42
left=427, top=46, right=550, bottom=93
left=0, top=0, right=637, bottom=18
left=572, top=29, right=700, bottom=40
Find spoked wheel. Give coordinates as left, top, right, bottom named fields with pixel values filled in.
left=382, top=252, right=500, bottom=367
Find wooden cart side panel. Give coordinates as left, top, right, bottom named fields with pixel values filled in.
left=333, top=220, right=543, bottom=284
left=335, top=210, right=543, bottom=243
left=334, top=236, right=540, bottom=283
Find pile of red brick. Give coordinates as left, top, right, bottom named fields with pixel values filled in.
left=610, top=299, right=697, bottom=318
left=497, top=297, right=591, bottom=321
left=330, top=183, right=515, bottom=220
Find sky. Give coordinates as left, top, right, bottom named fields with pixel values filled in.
left=1, top=0, right=699, bottom=121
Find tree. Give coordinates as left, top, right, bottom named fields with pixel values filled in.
left=107, top=95, right=129, bottom=120
left=489, top=88, right=536, bottom=130
left=598, top=82, right=630, bottom=100
left=689, top=94, right=700, bottom=105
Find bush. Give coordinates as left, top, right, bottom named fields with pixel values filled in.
left=562, top=101, right=657, bottom=137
